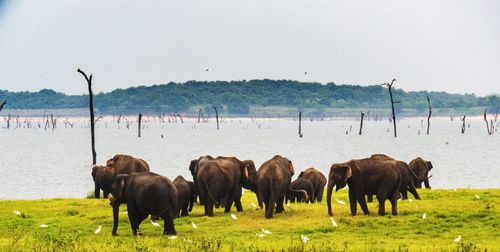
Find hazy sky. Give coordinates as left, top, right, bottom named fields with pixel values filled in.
left=0, top=0, right=499, bottom=96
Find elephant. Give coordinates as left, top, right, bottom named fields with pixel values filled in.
left=409, top=157, right=433, bottom=189
left=91, top=165, right=114, bottom=198
left=106, top=154, right=150, bottom=176
left=368, top=154, right=421, bottom=201
left=285, top=177, right=313, bottom=203
left=257, top=155, right=295, bottom=218
left=196, top=156, right=258, bottom=216
left=189, top=155, right=215, bottom=205
left=109, top=172, right=177, bottom=236
left=173, top=176, right=197, bottom=217
left=327, top=157, right=402, bottom=217
left=298, top=167, right=327, bottom=202
left=91, top=154, right=150, bottom=199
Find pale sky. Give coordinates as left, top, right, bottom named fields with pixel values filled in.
left=0, top=0, right=499, bottom=96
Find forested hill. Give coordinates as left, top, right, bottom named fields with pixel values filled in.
left=0, top=80, right=499, bottom=115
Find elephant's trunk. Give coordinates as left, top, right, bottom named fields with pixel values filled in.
left=327, top=181, right=334, bottom=217
left=112, top=202, right=120, bottom=236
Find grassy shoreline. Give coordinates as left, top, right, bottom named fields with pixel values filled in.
left=1, top=189, right=498, bottom=251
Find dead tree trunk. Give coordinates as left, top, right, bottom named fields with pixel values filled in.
left=0, top=100, right=6, bottom=113
left=461, top=115, right=466, bottom=134
left=383, top=79, right=399, bottom=137
left=77, top=68, right=97, bottom=165
left=213, top=106, right=219, bottom=130
left=138, top=113, right=142, bottom=137
left=483, top=109, right=492, bottom=135
left=298, top=111, right=303, bottom=138
left=359, top=111, right=365, bottom=135
left=426, top=96, right=432, bottom=135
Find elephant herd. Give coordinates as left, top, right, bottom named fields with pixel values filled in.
left=91, top=154, right=433, bottom=236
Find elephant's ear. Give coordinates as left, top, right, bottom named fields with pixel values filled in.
left=189, top=160, right=198, bottom=176
left=91, top=166, right=98, bottom=178
left=106, top=158, right=114, bottom=167
left=425, top=161, right=433, bottom=170
left=287, top=159, right=295, bottom=176
left=333, top=165, right=352, bottom=183
left=243, top=166, right=249, bottom=179
left=105, top=166, right=115, bottom=174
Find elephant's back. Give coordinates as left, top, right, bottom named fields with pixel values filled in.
left=302, top=168, right=326, bottom=183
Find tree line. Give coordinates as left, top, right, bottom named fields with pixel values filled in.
left=1, top=79, right=498, bottom=115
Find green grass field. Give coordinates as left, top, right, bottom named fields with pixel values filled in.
left=1, top=189, right=498, bottom=251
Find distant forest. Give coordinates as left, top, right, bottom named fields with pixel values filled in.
left=1, top=80, right=499, bottom=116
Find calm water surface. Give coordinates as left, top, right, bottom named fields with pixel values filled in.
left=0, top=117, right=498, bottom=199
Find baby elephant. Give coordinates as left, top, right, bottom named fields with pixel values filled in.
left=110, top=172, right=178, bottom=236
left=286, top=178, right=314, bottom=203
left=173, top=176, right=197, bottom=217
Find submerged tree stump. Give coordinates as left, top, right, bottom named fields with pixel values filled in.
left=77, top=68, right=97, bottom=165
left=359, top=111, right=365, bottom=135
left=383, top=79, right=399, bottom=138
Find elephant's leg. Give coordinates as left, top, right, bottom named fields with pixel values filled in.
left=276, top=195, right=285, bottom=213
left=225, top=186, right=239, bottom=213
left=390, top=190, right=398, bottom=216
left=181, top=206, right=189, bottom=217
left=316, top=186, right=324, bottom=203
left=400, top=185, right=408, bottom=200
left=367, top=194, right=373, bottom=202
left=348, top=189, right=357, bottom=216
left=94, top=184, right=100, bottom=199
left=424, top=179, right=431, bottom=189
left=357, top=191, right=370, bottom=215
left=266, top=194, right=275, bottom=219
left=234, top=187, right=243, bottom=212
left=103, top=192, right=109, bottom=199
left=128, top=207, right=146, bottom=235
left=203, top=195, right=214, bottom=217
left=408, top=179, right=421, bottom=200
left=376, top=194, right=386, bottom=216
left=163, top=212, right=176, bottom=235
left=414, top=179, right=422, bottom=188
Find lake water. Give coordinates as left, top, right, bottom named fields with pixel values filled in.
left=0, top=116, right=498, bottom=199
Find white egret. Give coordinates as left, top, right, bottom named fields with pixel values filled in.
left=94, top=225, right=102, bottom=234
left=422, top=213, right=427, bottom=219
left=151, top=221, right=161, bottom=227
left=330, top=217, right=338, bottom=227
left=300, top=234, right=309, bottom=244
left=231, top=213, right=237, bottom=220
left=39, top=224, right=48, bottom=228
left=261, top=229, right=272, bottom=234
left=13, top=210, right=21, bottom=216
left=454, top=235, right=462, bottom=243
left=409, top=199, right=413, bottom=202
left=168, top=235, right=177, bottom=240
left=256, top=233, right=265, bottom=238
left=475, top=194, right=480, bottom=199
left=251, top=203, right=257, bottom=208
left=335, top=199, right=346, bottom=205
left=192, top=222, right=197, bottom=229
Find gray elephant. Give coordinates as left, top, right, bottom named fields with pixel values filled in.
left=91, top=165, right=114, bottom=198
left=327, top=157, right=402, bottom=216
left=257, top=155, right=295, bottom=218
left=409, top=157, right=433, bottom=189
left=110, top=172, right=178, bottom=236
left=298, top=167, right=327, bottom=202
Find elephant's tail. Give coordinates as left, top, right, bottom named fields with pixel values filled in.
left=267, top=178, right=275, bottom=218
left=201, top=179, right=219, bottom=206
